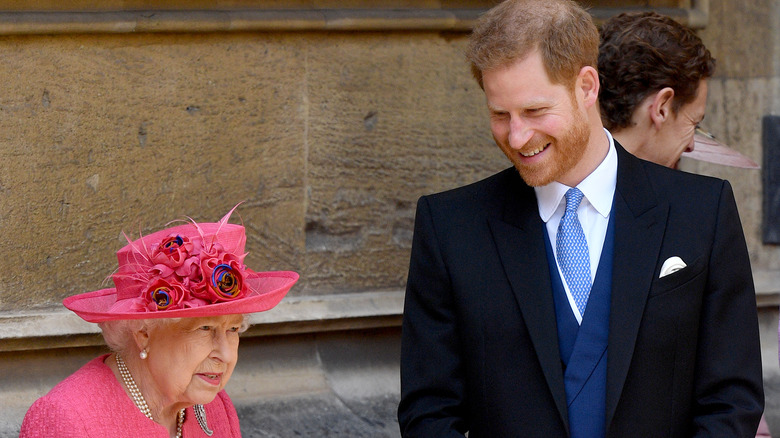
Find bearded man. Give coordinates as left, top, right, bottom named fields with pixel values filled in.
left=397, top=0, right=764, bottom=436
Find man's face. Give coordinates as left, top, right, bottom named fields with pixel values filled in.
left=483, top=51, right=591, bottom=187
left=655, top=80, right=708, bottom=169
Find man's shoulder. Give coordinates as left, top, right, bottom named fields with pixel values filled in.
left=639, top=158, right=727, bottom=195
left=421, top=167, right=528, bottom=206
left=619, top=147, right=728, bottom=200
left=412, top=167, right=529, bottom=242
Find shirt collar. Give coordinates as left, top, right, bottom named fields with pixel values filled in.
left=535, top=128, right=617, bottom=222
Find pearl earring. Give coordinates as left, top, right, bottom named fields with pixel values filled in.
left=140, top=349, right=148, bottom=360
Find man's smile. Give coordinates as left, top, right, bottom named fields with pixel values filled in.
left=520, top=142, right=551, bottom=157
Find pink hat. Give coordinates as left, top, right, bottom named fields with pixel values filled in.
left=64, top=207, right=299, bottom=323
left=683, top=128, right=760, bottom=169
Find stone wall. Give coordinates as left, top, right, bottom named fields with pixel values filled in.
left=0, top=29, right=502, bottom=309
left=1, top=0, right=779, bottom=435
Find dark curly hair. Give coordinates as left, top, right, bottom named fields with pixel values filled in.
left=598, top=11, right=715, bottom=131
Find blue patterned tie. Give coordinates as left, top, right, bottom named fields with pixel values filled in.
left=556, top=188, right=592, bottom=316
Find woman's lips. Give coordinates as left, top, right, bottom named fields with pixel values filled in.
left=197, top=372, right=223, bottom=386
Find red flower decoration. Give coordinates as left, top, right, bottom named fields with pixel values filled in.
left=192, top=253, right=245, bottom=302
left=211, top=264, right=242, bottom=299
left=144, top=279, right=188, bottom=311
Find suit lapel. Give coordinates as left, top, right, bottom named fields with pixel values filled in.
left=487, top=171, right=569, bottom=431
left=605, top=145, right=669, bottom=428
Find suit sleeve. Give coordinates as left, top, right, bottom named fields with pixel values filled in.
left=397, top=196, right=468, bottom=437
left=692, top=180, right=764, bottom=436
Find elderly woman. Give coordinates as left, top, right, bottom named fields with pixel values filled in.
left=20, top=208, right=298, bottom=437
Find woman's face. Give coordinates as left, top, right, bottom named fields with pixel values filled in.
left=144, top=315, right=243, bottom=408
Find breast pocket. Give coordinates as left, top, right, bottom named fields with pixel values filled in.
left=648, top=254, right=707, bottom=299
left=639, top=254, right=708, bottom=374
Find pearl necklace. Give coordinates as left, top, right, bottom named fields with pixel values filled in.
left=115, top=353, right=185, bottom=438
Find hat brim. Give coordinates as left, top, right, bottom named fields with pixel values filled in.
left=683, top=132, right=760, bottom=169
left=63, top=271, right=299, bottom=323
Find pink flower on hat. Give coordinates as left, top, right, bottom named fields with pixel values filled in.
left=149, top=234, right=194, bottom=269
left=194, top=253, right=246, bottom=302
left=144, top=279, right=190, bottom=311
left=132, top=230, right=247, bottom=312
left=125, top=234, right=246, bottom=312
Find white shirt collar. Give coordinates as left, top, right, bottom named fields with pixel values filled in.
left=535, top=128, right=617, bottom=222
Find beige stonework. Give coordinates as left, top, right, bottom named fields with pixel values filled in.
left=1, top=0, right=780, bottom=434
left=0, top=29, right=507, bottom=311
left=0, top=32, right=310, bottom=310
left=303, top=32, right=506, bottom=292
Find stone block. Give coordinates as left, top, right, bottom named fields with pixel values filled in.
left=699, top=0, right=780, bottom=79
left=301, top=32, right=505, bottom=293
left=0, top=33, right=308, bottom=310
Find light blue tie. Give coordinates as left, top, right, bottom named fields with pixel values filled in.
left=556, top=188, right=592, bottom=316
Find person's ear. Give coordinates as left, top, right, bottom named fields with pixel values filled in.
left=132, top=323, right=151, bottom=353
left=576, top=66, right=600, bottom=108
left=649, top=87, right=675, bottom=129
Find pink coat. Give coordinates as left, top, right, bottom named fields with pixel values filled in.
left=20, top=354, right=242, bottom=437
left=756, top=415, right=771, bottom=437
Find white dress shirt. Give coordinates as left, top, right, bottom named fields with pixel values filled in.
left=534, top=129, right=618, bottom=324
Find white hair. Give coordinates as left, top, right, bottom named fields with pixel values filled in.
left=98, top=314, right=249, bottom=353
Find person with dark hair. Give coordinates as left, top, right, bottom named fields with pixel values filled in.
left=598, top=11, right=768, bottom=436
left=599, top=11, right=757, bottom=169
left=398, top=1, right=764, bottom=436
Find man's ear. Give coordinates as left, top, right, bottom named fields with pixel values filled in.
left=577, top=66, right=600, bottom=108
left=649, top=87, right=675, bottom=129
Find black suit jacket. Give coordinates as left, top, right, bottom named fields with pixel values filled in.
left=398, top=144, right=764, bottom=437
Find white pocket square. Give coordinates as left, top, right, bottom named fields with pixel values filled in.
left=660, top=256, right=687, bottom=278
